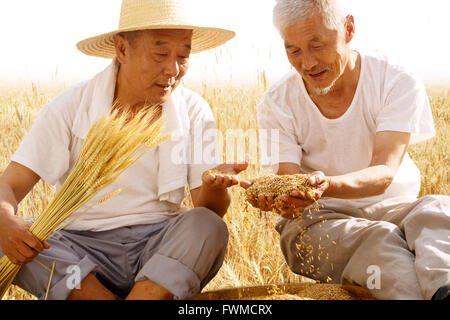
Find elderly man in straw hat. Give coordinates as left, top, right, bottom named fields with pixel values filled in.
left=0, top=0, right=247, bottom=300
left=248, top=0, right=450, bottom=300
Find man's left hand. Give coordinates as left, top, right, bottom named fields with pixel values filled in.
left=202, top=163, right=250, bottom=190
left=278, top=171, right=330, bottom=215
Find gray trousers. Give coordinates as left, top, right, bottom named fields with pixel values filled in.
left=0, top=207, right=228, bottom=300
left=277, top=195, right=450, bottom=300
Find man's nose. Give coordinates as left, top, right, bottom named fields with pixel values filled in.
left=302, top=50, right=318, bottom=71
left=163, top=56, right=180, bottom=78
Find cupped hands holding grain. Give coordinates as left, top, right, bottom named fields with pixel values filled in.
left=243, top=172, right=329, bottom=219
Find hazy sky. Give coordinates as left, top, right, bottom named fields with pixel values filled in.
left=0, top=0, right=449, bottom=83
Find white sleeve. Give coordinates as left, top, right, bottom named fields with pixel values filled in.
left=258, top=94, right=302, bottom=167
left=187, top=95, right=220, bottom=190
left=10, top=100, right=72, bottom=186
left=377, top=72, right=436, bottom=145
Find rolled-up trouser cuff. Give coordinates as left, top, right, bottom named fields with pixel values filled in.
left=135, top=252, right=200, bottom=300
left=45, top=255, right=98, bottom=300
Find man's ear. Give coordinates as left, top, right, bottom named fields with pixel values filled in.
left=114, top=34, right=129, bottom=65
left=344, top=15, right=355, bottom=43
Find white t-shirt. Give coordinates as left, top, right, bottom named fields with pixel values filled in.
left=258, top=52, right=436, bottom=209
left=11, top=61, right=218, bottom=231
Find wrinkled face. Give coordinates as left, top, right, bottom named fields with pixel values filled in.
left=118, top=29, right=192, bottom=105
left=282, top=13, right=350, bottom=95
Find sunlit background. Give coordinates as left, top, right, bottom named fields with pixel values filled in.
left=0, top=1, right=448, bottom=301
left=0, top=0, right=449, bottom=84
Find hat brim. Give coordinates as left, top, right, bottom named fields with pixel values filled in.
left=76, top=25, right=235, bottom=58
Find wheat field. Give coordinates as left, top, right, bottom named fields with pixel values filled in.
left=0, top=79, right=448, bottom=300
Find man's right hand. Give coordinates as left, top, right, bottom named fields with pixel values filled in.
left=0, top=214, right=50, bottom=265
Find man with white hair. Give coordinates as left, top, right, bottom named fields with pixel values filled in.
left=0, top=0, right=248, bottom=300
left=253, top=0, right=450, bottom=300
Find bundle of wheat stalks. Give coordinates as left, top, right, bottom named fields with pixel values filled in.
left=0, top=105, right=169, bottom=299
left=245, top=174, right=318, bottom=216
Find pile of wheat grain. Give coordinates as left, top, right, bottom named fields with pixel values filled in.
left=249, top=284, right=373, bottom=300
left=194, top=283, right=374, bottom=300
left=244, top=174, right=318, bottom=217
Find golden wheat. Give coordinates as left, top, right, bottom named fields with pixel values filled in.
left=0, top=81, right=448, bottom=300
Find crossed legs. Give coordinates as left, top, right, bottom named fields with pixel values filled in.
left=4, top=207, right=228, bottom=300
left=277, top=195, right=450, bottom=300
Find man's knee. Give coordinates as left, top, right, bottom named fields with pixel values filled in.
left=181, top=207, right=229, bottom=247
left=366, top=220, right=404, bottom=246
left=420, top=195, right=450, bottom=213
left=403, top=195, right=450, bottom=229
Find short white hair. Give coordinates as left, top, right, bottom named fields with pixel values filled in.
left=273, top=0, right=347, bottom=35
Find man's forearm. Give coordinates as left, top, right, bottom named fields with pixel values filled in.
left=0, top=183, right=19, bottom=234
left=194, top=186, right=231, bottom=218
left=0, top=182, right=18, bottom=217
left=324, top=165, right=395, bottom=199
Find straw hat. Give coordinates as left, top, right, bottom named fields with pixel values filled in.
left=77, top=0, right=235, bottom=58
